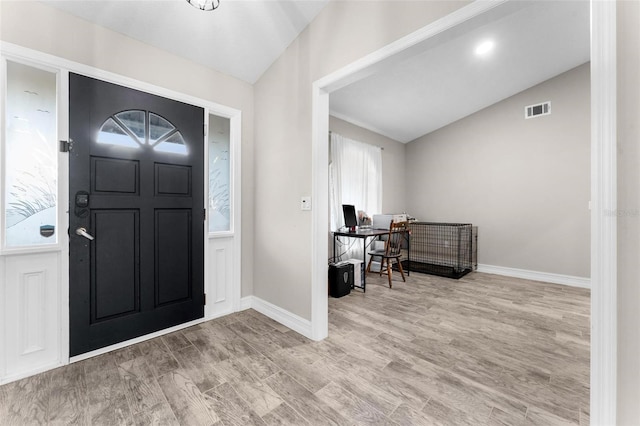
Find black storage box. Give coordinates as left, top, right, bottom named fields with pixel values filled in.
left=328, top=262, right=353, bottom=298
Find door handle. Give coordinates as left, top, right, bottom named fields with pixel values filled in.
left=75, top=227, right=94, bottom=241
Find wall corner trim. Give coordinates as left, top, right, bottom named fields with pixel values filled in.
left=476, top=264, right=591, bottom=289
left=590, top=0, right=617, bottom=424
left=240, top=296, right=253, bottom=311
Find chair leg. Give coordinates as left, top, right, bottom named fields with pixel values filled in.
left=366, top=256, right=373, bottom=273
left=379, top=258, right=385, bottom=277
left=397, top=259, right=406, bottom=282
left=386, top=261, right=392, bottom=288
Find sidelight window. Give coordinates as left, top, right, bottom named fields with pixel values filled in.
left=208, top=114, right=231, bottom=233
left=3, top=60, right=58, bottom=247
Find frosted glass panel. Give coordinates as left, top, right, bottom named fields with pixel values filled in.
left=208, top=114, right=230, bottom=233
left=4, top=61, right=58, bottom=247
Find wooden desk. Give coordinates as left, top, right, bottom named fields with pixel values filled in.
left=333, top=228, right=410, bottom=292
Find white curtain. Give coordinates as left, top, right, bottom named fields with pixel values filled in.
left=330, top=132, right=382, bottom=232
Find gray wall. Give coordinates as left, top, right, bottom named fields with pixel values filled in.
left=329, top=116, right=406, bottom=214
left=617, top=1, right=640, bottom=423
left=406, top=63, right=591, bottom=278
left=253, top=1, right=469, bottom=319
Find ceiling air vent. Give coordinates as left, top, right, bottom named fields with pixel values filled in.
left=525, top=101, right=551, bottom=119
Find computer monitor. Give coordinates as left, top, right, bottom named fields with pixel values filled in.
left=342, top=204, right=358, bottom=232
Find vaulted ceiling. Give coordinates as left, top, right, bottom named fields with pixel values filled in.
left=45, top=0, right=330, bottom=84
left=45, top=1, right=590, bottom=143
left=330, top=0, right=591, bottom=142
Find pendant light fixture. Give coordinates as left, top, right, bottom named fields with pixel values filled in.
left=186, top=0, right=220, bottom=11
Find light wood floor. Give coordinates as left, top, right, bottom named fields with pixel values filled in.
left=0, top=271, right=590, bottom=425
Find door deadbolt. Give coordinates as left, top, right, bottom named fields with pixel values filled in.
left=75, top=191, right=90, bottom=208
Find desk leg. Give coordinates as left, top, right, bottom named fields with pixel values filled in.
left=333, top=235, right=337, bottom=264
left=362, top=237, right=367, bottom=292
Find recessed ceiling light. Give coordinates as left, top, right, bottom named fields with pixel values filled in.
left=475, top=40, right=495, bottom=56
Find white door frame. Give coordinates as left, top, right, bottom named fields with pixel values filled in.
left=0, top=41, right=242, bottom=373
left=311, top=1, right=617, bottom=424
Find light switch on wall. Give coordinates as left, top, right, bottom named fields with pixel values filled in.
left=301, top=196, right=312, bottom=211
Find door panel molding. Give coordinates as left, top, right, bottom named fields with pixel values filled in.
left=92, top=157, right=140, bottom=194
left=91, top=209, right=140, bottom=322
left=155, top=208, right=193, bottom=307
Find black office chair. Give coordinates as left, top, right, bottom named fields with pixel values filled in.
left=366, top=220, right=407, bottom=288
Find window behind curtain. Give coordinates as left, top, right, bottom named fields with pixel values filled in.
left=329, top=132, right=382, bottom=233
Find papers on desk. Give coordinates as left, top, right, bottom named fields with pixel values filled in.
left=372, top=213, right=408, bottom=229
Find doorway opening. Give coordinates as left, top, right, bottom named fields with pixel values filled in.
left=311, top=1, right=617, bottom=423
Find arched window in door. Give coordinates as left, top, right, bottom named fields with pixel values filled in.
left=97, top=110, right=188, bottom=155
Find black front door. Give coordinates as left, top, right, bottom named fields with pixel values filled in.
left=69, top=74, right=204, bottom=356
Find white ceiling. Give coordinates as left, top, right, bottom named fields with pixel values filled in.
left=329, top=0, right=591, bottom=143
left=43, top=0, right=589, bottom=143
left=44, top=0, right=329, bottom=84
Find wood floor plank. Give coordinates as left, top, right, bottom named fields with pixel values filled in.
left=236, top=352, right=282, bottom=380
left=385, top=360, right=494, bottom=420
left=83, top=355, right=134, bottom=425
left=261, top=401, right=310, bottom=425
left=312, top=357, right=403, bottom=416
left=282, top=330, right=347, bottom=361
left=88, top=393, right=134, bottom=426
left=137, top=339, right=180, bottom=378
left=264, top=371, right=348, bottom=425
left=226, top=323, right=290, bottom=356
left=117, top=356, right=167, bottom=415
left=336, top=356, right=430, bottom=411
left=264, top=349, right=330, bottom=393
left=314, top=381, right=387, bottom=425
left=161, top=331, right=193, bottom=353
left=111, top=345, right=143, bottom=365
left=204, top=382, right=267, bottom=425
left=132, top=402, right=179, bottom=426
left=201, top=321, right=243, bottom=343
left=243, top=315, right=279, bottom=335
left=387, top=403, right=436, bottom=426
left=173, top=345, right=226, bottom=393
left=579, top=406, right=590, bottom=426
left=3, top=374, right=49, bottom=425
left=0, top=271, right=590, bottom=425
left=227, top=378, right=283, bottom=417
left=524, top=405, right=579, bottom=426
left=422, top=397, right=485, bottom=426
left=47, top=363, right=89, bottom=425
left=210, top=356, right=261, bottom=385
left=183, top=327, right=232, bottom=362
left=158, top=369, right=220, bottom=425
left=0, top=380, right=13, bottom=423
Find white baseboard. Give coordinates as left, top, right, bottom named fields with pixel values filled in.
left=476, top=264, right=591, bottom=289
left=0, top=361, right=67, bottom=386
left=241, top=296, right=313, bottom=339
left=240, top=296, right=253, bottom=311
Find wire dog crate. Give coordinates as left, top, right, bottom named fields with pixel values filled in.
left=402, top=222, right=477, bottom=279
